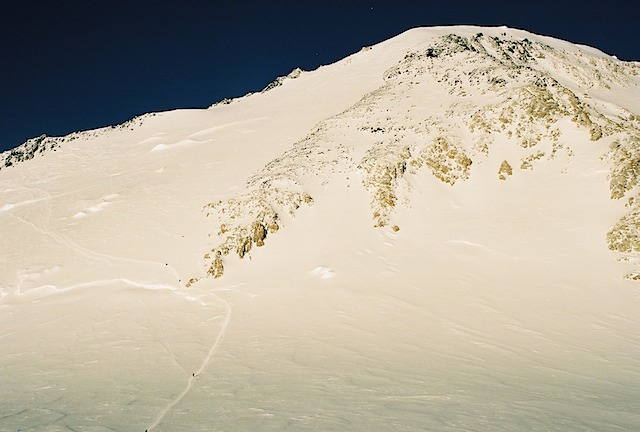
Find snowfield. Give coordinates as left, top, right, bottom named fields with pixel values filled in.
left=2, top=26, right=640, bottom=431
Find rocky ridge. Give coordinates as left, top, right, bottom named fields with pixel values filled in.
left=1, top=135, right=62, bottom=169
left=0, top=114, right=153, bottom=170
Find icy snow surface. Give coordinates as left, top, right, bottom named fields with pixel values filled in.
left=2, top=26, right=640, bottom=431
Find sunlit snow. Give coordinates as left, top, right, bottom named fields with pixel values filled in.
left=2, top=26, right=640, bottom=431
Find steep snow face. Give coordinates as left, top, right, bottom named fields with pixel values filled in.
left=1, top=26, right=640, bottom=431
left=198, top=28, right=640, bottom=281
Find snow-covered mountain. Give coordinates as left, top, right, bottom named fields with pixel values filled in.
left=2, top=26, right=640, bottom=431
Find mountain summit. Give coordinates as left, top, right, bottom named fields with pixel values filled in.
left=2, top=26, right=640, bottom=431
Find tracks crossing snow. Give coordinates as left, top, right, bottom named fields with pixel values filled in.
left=146, top=290, right=232, bottom=431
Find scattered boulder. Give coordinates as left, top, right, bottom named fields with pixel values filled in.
left=498, top=160, right=513, bottom=180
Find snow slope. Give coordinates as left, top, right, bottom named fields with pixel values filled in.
left=1, top=26, right=640, bottom=431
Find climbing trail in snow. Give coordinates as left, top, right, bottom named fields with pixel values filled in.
left=3, top=184, right=183, bottom=298
left=146, top=290, right=232, bottom=431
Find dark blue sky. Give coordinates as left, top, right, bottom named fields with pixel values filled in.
left=1, top=0, right=638, bottom=152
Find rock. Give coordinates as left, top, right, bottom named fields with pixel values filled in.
left=421, top=137, right=472, bottom=185
left=607, top=206, right=640, bottom=253
left=206, top=252, right=225, bottom=279
left=237, top=237, right=252, bottom=259
left=498, top=160, right=513, bottom=180
left=520, top=152, right=545, bottom=170
left=252, top=222, right=267, bottom=247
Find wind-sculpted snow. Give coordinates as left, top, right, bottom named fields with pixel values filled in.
left=0, top=113, right=154, bottom=170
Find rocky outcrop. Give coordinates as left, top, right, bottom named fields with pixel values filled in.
left=418, top=137, right=472, bottom=186
left=359, top=143, right=411, bottom=227
left=606, top=135, right=640, bottom=254
left=498, top=160, right=513, bottom=180
left=262, top=68, right=304, bottom=93
left=192, top=32, right=640, bottom=281
left=1, top=113, right=156, bottom=171
left=252, top=222, right=268, bottom=247
left=1, top=135, right=60, bottom=170
left=520, top=152, right=545, bottom=170
left=202, top=186, right=312, bottom=278
left=607, top=137, right=640, bottom=200
left=608, top=206, right=640, bottom=253
left=207, top=252, right=225, bottom=279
